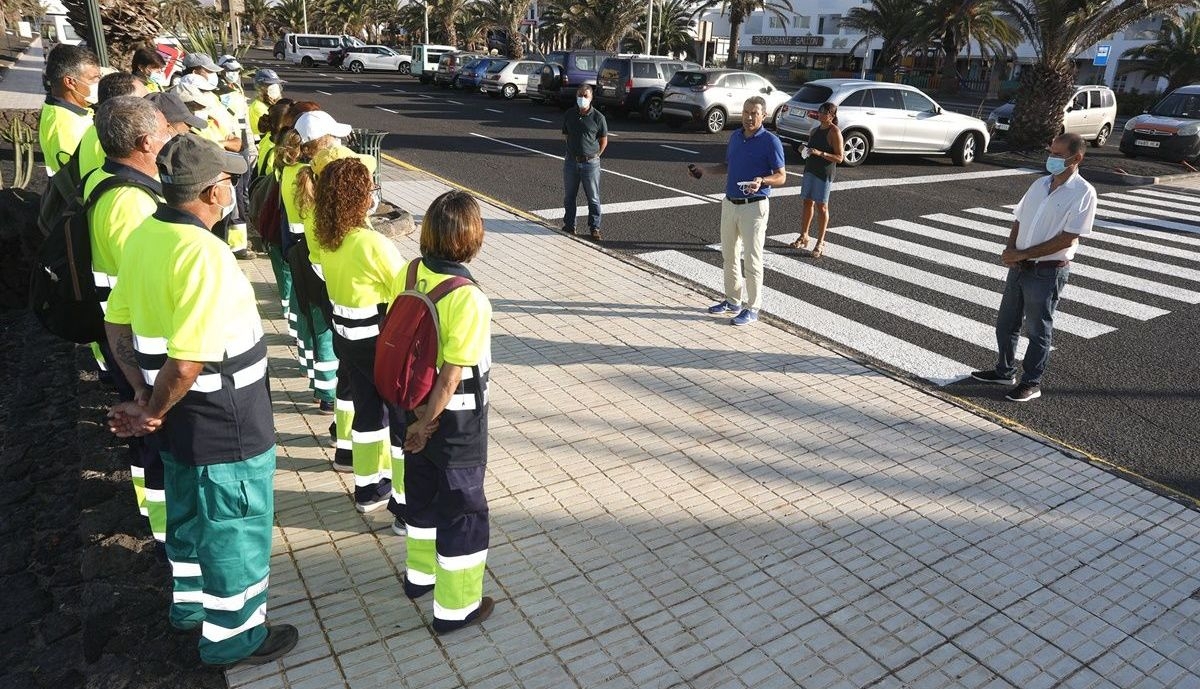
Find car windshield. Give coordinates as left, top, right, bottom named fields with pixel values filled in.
left=1150, top=92, right=1200, bottom=119
left=547, top=51, right=569, bottom=66
left=669, top=71, right=707, bottom=87
left=487, top=61, right=509, bottom=73
left=792, top=84, right=833, bottom=104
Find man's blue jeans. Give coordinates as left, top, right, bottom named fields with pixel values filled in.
left=563, top=157, right=601, bottom=230
left=994, top=264, right=1069, bottom=384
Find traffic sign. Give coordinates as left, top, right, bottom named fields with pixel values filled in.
left=1094, top=44, right=1110, bottom=66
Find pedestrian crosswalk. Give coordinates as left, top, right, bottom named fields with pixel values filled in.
left=640, top=185, right=1200, bottom=386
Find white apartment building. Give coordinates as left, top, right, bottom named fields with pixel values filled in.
left=695, top=4, right=1187, bottom=94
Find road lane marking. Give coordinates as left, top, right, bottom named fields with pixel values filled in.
left=334, top=76, right=344, bottom=80
left=536, top=196, right=712, bottom=220
left=417, top=94, right=434, bottom=99
left=485, top=108, right=503, bottom=113
left=447, top=99, right=463, bottom=105
left=959, top=208, right=1200, bottom=264
left=393, top=89, right=406, bottom=93
left=836, top=224, right=1167, bottom=319
left=316, top=90, right=332, bottom=95
left=529, top=117, right=552, bottom=123
left=705, top=242, right=1030, bottom=357
left=318, top=73, right=329, bottom=77
left=931, top=212, right=1200, bottom=285
left=661, top=144, right=699, bottom=155
left=1125, top=188, right=1200, bottom=204
left=880, top=218, right=1200, bottom=303
left=1098, top=198, right=1200, bottom=225
left=829, top=167, right=1038, bottom=192
left=639, top=250, right=974, bottom=385
left=376, top=106, right=399, bottom=114
left=371, top=84, right=381, bottom=88
left=470, top=132, right=716, bottom=203
left=766, top=232, right=1113, bottom=339
left=983, top=203, right=1200, bottom=244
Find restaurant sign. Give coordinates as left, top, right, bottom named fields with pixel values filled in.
left=750, top=35, right=825, bottom=47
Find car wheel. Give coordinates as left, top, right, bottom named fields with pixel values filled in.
left=642, top=96, right=663, bottom=123
left=273, top=52, right=284, bottom=61
left=349, top=61, right=363, bottom=74
left=1092, top=124, right=1111, bottom=148
left=771, top=104, right=784, bottom=129
left=704, top=107, right=727, bottom=134
left=951, top=131, right=980, bottom=166
left=452, top=76, right=462, bottom=89
left=502, top=83, right=517, bottom=100
left=398, top=62, right=411, bottom=75
left=841, top=130, right=870, bottom=167
left=301, top=56, right=314, bottom=68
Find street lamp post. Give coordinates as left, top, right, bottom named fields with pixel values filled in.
left=424, top=2, right=429, bottom=43
left=302, top=0, right=308, bottom=33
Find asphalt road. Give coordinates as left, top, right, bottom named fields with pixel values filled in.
left=258, top=54, right=1200, bottom=499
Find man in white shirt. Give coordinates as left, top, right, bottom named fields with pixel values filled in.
left=971, top=133, right=1096, bottom=402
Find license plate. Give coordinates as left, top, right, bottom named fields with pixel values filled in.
left=1135, top=139, right=1160, bottom=148
left=994, top=123, right=1010, bottom=131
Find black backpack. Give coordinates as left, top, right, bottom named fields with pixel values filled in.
left=37, top=147, right=84, bottom=242
left=29, top=174, right=157, bottom=343
left=285, top=235, right=332, bottom=328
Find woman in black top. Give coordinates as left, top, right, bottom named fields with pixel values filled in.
left=790, top=102, right=844, bottom=258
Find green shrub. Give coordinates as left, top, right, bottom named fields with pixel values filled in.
left=1117, top=91, right=1161, bottom=116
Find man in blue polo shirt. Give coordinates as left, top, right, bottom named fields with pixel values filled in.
left=688, top=96, right=787, bottom=326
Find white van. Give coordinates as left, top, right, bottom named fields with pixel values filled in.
left=411, top=44, right=456, bottom=84
left=281, top=33, right=366, bottom=67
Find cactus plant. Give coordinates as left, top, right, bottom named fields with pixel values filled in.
left=2, top=117, right=36, bottom=190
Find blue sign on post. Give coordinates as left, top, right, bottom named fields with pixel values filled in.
left=1094, top=45, right=1110, bottom=67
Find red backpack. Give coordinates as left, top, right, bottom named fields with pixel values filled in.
left=375, top=258, right=474, bottom=410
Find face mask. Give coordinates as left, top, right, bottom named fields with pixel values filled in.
left=224, top=71, right=239, bottom=83
left=206, top=72, right=219, bottom=90
left=576, top=97, right=590, bottom=110
left=75, top=80, right=98, bottom=104
left=330, top=137, right=343, bottom=148
left=266, top=84, right=282, bottom=101
left=218, top=182, right=237, bottom=217
left=149, top=70, right=167, bottom=87
left=367, top=192, right=380, bottom=217
left=1045, top=155, right=1068, bottom=175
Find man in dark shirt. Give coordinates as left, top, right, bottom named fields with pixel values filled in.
left=562, top=84, right=608, bottom=241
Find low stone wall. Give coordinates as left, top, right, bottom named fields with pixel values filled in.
left=0, top=108, right=40, bottom=140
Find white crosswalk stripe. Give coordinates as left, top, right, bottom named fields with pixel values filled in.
left=960, top=208, right=1200, bottom=262
left=637, top=190, right=1197, bottom=385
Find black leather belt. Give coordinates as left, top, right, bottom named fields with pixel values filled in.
left=1019, top=259, right=1069, bottom=270
left=727, top=196, right=766, bottom=205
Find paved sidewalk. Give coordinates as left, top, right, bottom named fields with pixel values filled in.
left=0, top=36, right=46, bottom=109
left=227, top=161, right=1200, bottom=689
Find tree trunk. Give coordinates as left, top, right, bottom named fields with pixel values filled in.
left=940, top=29, right=959, bottom=95
left=1009, top=61, right=1077, bottom=150
left=725, top=11, right=743, bottom=66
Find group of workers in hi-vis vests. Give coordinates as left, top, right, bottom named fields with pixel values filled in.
left=38, top=41, right=496, bottom=668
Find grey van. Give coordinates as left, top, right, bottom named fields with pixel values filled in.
left=595, top=56, right=700, bottom=122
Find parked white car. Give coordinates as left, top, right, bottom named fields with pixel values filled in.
left=481, top=59, right=542, bottom=99
left=987, top=85, right=1117, bottom=147
left=341, top=45, right=411, bottom=74
left=660, top=69, right=792, bottom=133
left=777, top=79, right=991, bottom=166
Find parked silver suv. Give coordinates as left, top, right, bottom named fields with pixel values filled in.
left=987, top=85, right=1117, bottom=147
left=776, top=79, right=991, bottom=166
left=661, top=69, right=792, bottom=133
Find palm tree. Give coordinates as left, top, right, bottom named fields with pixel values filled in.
left=841, top=0, right=928, bottom=80
left=396, top=1, right=430, bottom=42
left=240, top=0, right=271, bottom=45
left=271, top=0, right=307, bottom=33
left=930, top=0, right=1019, bottom=94
left=651, top=0, right=699, bottom=56
left=1122, top=13, right=1200, bottom=93
left=539, top=0, right=646, bottom=51
left=699, top=0, right=793, bottom=66
left=472, top=0, right=535, bottom=58
left=434, top=0, right=471, bottom=46
left=998, top=0, right=1196, bottom=148
left=159, top=0, right=205, bottom=33
left=62, top=0, right=163, bottom=66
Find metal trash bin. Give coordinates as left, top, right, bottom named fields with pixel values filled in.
left=349, top=128, right=387, bottom=209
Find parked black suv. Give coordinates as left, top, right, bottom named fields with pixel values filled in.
left=533, top=50, right=615, bottom=107
left=595, top=56, right=700, bottom=122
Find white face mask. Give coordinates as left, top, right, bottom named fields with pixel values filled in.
left=266, top=84, right=282, bottom=100
left=224, top=70, right=239, bottom=83
left=367, top=192, right=380, bottom=217
left=576, top=96, right=590, bottom=110
left=75, top=80, right=98, bottom=104
left=218, top=181, right=237, bottom=218
left=206, top=72, right=219, bottom=90
left=149, top=70, right=167, bottom=87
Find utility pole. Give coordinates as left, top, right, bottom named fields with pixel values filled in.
left=84, top=0, right=109, bottom=66
left=423, top=2, right=429, bottom=43
left=302, top=0, right=309, bottom=33
left=644, top=0, right=652, bottom=55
